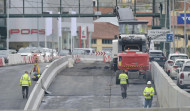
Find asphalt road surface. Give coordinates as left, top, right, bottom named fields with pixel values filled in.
left=40, top=61, right=159, bottom=111
left=0, top=63, right=49, bottom=110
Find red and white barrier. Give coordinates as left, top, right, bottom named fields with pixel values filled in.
left=0, top=54, right=55, bottom=67
left=73, top=55, right=81, bottom=62
left=104, top=55, right=112, bottom=63
left=23, top=56, right=33, bottom=64
left=0, top=58, right=5, bottom=67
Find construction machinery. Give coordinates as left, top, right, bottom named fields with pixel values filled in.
left=30, top=54, right=41, bottom=81
left=111, top=7, right=151, bottom=84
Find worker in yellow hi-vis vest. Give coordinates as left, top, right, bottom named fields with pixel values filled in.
left=143, top=81, right=155, bottom=108
left=20, top=71, right=31, bottom=99
left=118, top=70, right=129, bottom=99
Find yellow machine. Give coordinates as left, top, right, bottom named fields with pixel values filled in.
left=31, top=56, right=41, bottom=81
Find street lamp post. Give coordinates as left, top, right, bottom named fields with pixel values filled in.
left=172, top=0, right=175, bottom=53
left=184, top=0, right=187, bottom=54
left=6, top=0, right=9, bottom=51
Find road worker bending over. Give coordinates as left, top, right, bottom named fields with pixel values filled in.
left=143, top=81, right=155, bottom=108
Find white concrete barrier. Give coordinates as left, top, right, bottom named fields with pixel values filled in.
left=8, top=54, right=23, bottom=65
left=24, top=56, right=73, bottom=110
left=151, top=62, right=190, bottom=108
left=38, top=56, right=45, bottom=63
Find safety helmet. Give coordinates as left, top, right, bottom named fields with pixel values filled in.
left=147, top=81, right=151, bottom=84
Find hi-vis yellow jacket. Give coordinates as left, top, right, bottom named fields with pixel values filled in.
left=143, top=87, right=155, bottom=99
left=118, top=73, right=128, bottom=84
left=20, top=73, right=31, bottom=86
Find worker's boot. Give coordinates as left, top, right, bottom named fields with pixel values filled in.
left=124, top=93, right=127, bottom=98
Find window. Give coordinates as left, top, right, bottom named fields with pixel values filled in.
left=99, top=2, right=113, bottom=7
left=91, top=39, right=96, bottom=44
left=0, top=0, right=4, bottom=14
left=93, top=1, right=96, bottom=7
left=170, top=56, right=188, bottom=61
left=184, top=66, right=190, bottom=71
left=122, top=0, right=127, bottom=3
left=64, top=39, right=67, bottom=44
left=102, top=39, right=112, bottom=44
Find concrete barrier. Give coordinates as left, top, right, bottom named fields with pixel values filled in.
left=24, top=56, right=73, bottom=110
left=8, top=54, right=24, bottom=65
left=151, top=62, right=190, bottom=108
left=7, top=54, right=50, bottom=66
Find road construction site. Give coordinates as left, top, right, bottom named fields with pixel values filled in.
left=1, top=56, right=190, bottom=111
left=39, top=61, right=158, bottom=111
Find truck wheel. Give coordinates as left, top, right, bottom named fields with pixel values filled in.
left=145, top=71, right=152, bottom=81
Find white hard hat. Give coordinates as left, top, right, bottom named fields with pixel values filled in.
left=147, top=81, right=151, bottom=84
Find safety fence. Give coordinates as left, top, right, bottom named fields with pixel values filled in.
left=24, top=56, right=74, bottom=110
left=151, top=62, right=190, bottom=108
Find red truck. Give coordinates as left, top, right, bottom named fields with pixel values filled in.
left=111, top=7, right=151, bottom=84
left=118, top=51, right=149, bottom=73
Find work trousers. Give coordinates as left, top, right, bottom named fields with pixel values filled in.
left=22, top=86, right=29, bottom=97
left=144, top=99, right=152, bottom=108
left=120, top=84, right=127, bottom=94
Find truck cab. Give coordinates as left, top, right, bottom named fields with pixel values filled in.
left=112, top=12, right=148, bottom=59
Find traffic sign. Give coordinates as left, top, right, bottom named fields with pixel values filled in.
left=95, top=51, right=106, bottom=56
left=166, top=34, right=173, bottom=42
left=148, top=29, right=170, bottom=41
left=177, top=13, right=190, bottom=24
